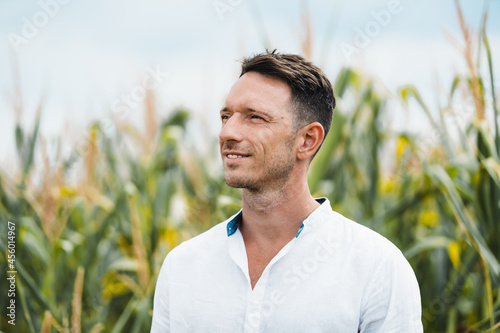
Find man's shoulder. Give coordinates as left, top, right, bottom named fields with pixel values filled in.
left=329, top=214, right=423, bottom=331
left=327, top=209, right=405, bottom=261
left=326, top=210, right=418, bottom=292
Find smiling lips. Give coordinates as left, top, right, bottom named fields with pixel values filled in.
left=224, top=151, right=251, bottom=160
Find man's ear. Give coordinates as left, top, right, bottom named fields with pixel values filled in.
left=296, top=122, right=324, bottom=161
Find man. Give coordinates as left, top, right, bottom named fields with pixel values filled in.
left=151, top=51, right=422, bottom=332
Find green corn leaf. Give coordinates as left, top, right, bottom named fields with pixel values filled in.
left=482, top=14, right=500, bottom=156
left=334, top=68, right=359, bottom=98
left=482, top=157, right=500, bottom=189
left=428, top=165, right=500, bottom=276
left=450, top=75, right=461, bottom=98
left=110, top=297, right=137, bottom=333
left=404, top=236, right=453, bottom=260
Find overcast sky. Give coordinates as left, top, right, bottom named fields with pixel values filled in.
left=1, top=0, right=499, bottom=167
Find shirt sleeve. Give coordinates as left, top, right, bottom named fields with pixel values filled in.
left=359, top=247, right=423, bottom=333
left=151, top=254, right=172, bottom=332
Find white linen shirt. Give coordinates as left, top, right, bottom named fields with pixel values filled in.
left=151, top=198, right=423, bottom=332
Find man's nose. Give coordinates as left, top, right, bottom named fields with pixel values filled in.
left=219, top=115, right=243, bottom=143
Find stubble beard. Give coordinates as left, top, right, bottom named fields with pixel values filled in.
left=223, top=137, right=296, bottom=192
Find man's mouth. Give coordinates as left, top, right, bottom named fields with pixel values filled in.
left=227, top=154, right=247, bottom=159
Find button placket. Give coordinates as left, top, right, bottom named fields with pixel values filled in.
left=243, top=239, right=298, bottom=332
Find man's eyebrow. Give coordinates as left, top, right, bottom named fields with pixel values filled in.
left=247, top=108, right=273, bottom=118
left=220, top=106, right=272, bottom=118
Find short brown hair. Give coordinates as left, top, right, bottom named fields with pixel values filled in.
left=240, top=51, right=335, bottom=149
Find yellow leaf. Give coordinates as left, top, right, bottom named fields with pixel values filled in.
left=60, top=186, right=77, bottom=197
left=418, top=210, right=439, bottom=228
left=396, top=136, right=409, bottom=159
left=448, top=241, right=461, bottom=269
left=379, top=177, right=395, bottom=194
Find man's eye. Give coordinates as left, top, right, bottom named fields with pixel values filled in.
left=251, top=115, right=263, bottom=120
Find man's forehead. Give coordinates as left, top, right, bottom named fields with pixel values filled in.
left=224, top=72, right=292, bottom=109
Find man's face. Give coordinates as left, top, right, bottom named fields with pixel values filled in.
left=219, top=72, right=298, bottom=191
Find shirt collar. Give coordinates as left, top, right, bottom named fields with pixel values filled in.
left=226, top=197, right=328, bottom=238
left=226, top=211, right=241, bottom=237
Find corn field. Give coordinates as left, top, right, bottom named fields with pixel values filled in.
left=1, top=3, right=500, bottom=333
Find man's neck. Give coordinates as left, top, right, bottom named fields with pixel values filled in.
left=237, top=167, right=320, bottom=289
left=239, top=174, right=320, bottom=246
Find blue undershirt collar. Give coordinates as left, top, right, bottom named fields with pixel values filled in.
left=226, top=198, right=326, bottom=238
